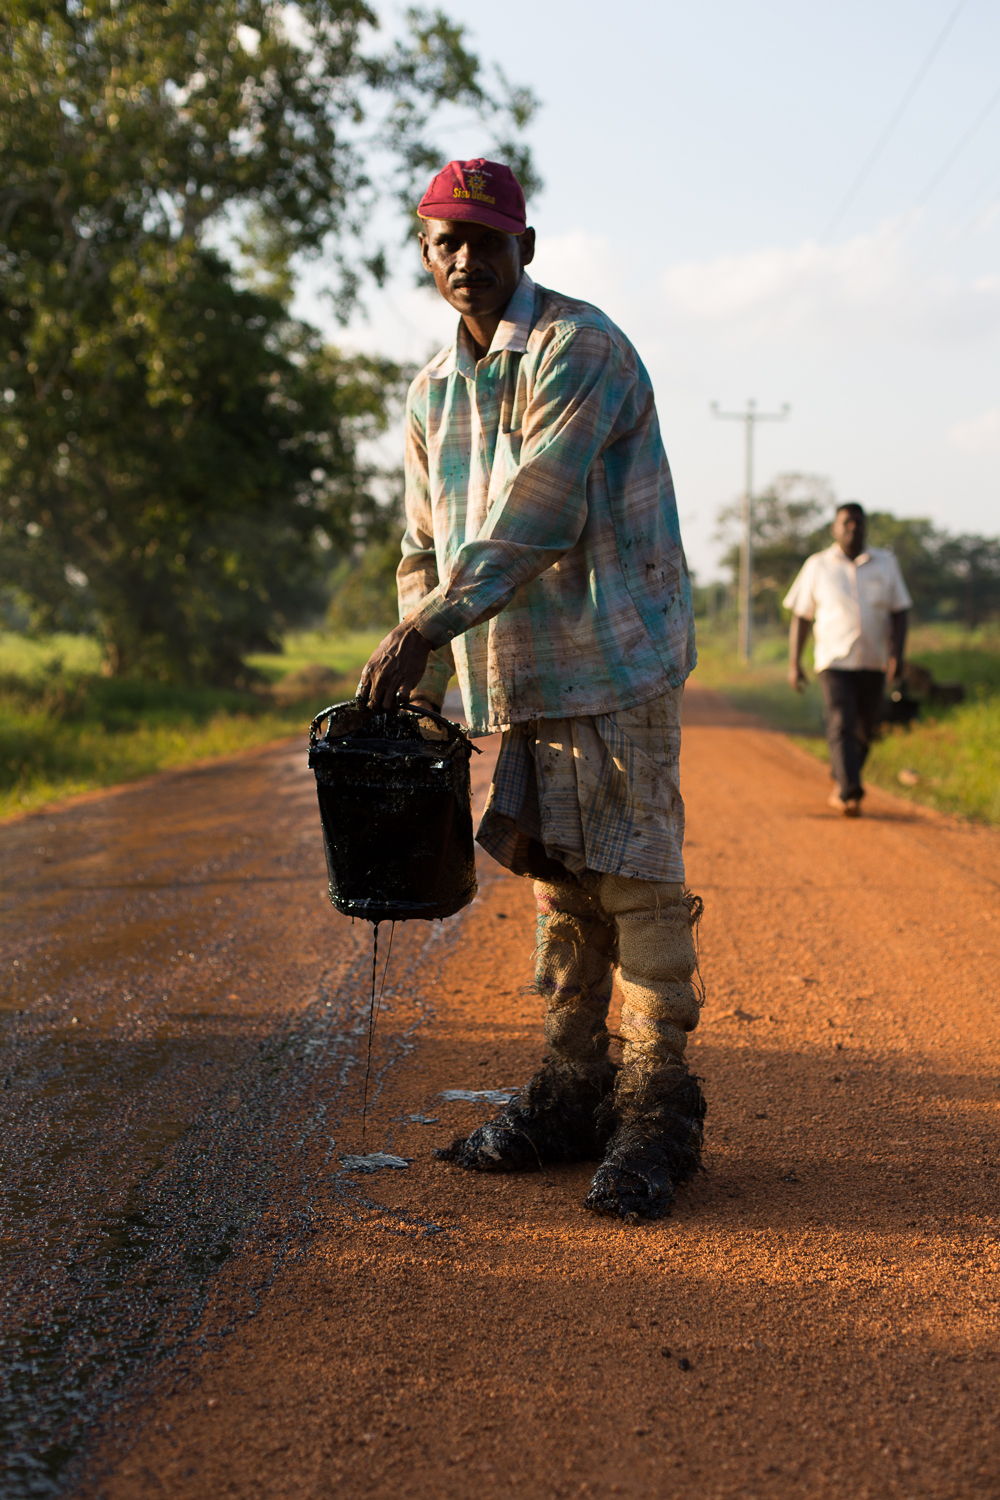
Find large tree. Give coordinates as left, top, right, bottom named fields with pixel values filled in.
left=0, top=2, right=537, bottom=679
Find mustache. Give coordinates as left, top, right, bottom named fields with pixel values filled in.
left=450, top=273, right=495, bottom=287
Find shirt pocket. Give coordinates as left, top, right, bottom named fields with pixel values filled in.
left=498, top=356, right=526, bottom=466
left=487, top=426, right=522, bottom=508
left=859, top=569, right=890, bottom=610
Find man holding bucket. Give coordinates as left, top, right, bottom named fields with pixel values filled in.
left=359, top=159, right=702, bottom=1223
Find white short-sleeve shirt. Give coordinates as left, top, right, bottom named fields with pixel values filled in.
left=783, top=545, right=913, bottom=672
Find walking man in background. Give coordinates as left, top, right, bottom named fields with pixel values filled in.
left=785, top=502, right=912, bottom=816
left=357, top=158, right=703, bottom=1222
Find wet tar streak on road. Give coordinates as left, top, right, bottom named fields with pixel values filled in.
left=0, top=743, right=464, bottom=1496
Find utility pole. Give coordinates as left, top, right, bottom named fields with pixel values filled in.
left=710, top=398, right=790, bottom=664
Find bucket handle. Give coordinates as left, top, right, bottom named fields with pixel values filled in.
left=308, top=698, right=481, bottom=751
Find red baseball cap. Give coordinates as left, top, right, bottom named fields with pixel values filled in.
left=417, top=158, right=527, bottom=235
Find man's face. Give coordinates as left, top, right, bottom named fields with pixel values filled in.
left=419, top=219, right=535, bottom=322
left=832, top=508, right=866, bottom=558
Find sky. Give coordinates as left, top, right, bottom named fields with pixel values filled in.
left=294, top=0, right=1000, bottom=580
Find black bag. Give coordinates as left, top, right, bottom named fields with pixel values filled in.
left=308, top=700, right=478, bottom=923
left=882, top=684, right=920, bottom=727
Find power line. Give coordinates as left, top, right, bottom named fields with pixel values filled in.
left=712, top=2, right=975, bottom=433
left=910, top=79, right=1000, bottom=208
left=820, top=0, right=970, bottom=242
left=914, top=164, right=1000, bottom=278
left=948, top=144, right=1000, bottom=224
left=854, top=84, right=1000, bottom=318
left=716, top=2, right=971, bottom=397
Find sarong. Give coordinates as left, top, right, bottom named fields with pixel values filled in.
left=476, top=688, right=685, bottom=884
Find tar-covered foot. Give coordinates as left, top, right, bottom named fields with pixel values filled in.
left=584, top=1064, right=706, bottom=1222
left=434, top=1055, right=616, bottom=1172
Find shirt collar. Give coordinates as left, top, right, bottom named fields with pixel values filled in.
left=489, top=271, right=535, bottom=355
left=830, top=543, right=871, bottom=566
left=430, top=271, right=536, bottom=380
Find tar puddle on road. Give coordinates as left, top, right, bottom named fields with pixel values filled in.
left=0, top=904, right=464, bottom=1498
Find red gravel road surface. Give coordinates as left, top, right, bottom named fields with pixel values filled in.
left=2, top=685, right=998, bottom=1500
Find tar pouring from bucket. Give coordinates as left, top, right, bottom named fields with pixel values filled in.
left=308, top=698, right=480, bottom=1129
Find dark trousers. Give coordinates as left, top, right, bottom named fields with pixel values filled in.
left=818, top=669, right=885, bottom=801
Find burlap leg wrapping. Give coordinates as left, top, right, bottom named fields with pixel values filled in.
left=432, top=878, right=618, bottom=1172
left=581, top=877, right=707, bottom=1222
left=533, top=879, right=616, bottom=1075
left=598, top=875, right=703, bottom=1070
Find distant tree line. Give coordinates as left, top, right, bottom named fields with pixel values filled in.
left=0, top=0, right=537, bottom=682
left=711, top=473, right=1000, bottom=629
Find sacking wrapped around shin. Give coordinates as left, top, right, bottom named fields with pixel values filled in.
left=585, top=879, right=707, bottom=1220
left=533, top=879, right=616, bottom=1075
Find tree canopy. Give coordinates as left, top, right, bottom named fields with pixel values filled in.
left=0, top=2, right=538, bottom=679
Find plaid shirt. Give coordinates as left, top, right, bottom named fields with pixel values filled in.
left=398, top=273, right=695, bottom=735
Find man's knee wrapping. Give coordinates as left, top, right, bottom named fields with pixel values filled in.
left=616, top=911, right=697, bottom=982
left=535, top=911, right=615, bottom=1003
left=602, top=875, right=704, bottom=1066
left=535, top=878, right=606, bottom=920
left=533, top=879, right=616, bottom=1008
left=602, top=879, right=700, bottom=988
left=598, top=875, right=686, bottom=916
left=532, top=879, right=614, bottom=1070
left=619, top=972, right=701, bottom=1027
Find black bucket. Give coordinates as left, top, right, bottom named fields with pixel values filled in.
left=308, top=699, right=478, bottom=923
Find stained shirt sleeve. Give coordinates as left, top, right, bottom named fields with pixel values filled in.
left=783, top=556, right=819, bottom=620
left=405, top=325, right=639, bottom=649
left=886, top=554, right=914, bottom=612
left=396, top=376, right=454, bottom=707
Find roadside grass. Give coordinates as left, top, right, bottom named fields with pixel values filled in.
left=0, top=629, right=380, bottom=820
left=245, top=628, right=384, bottom=685
left=860, top=700, right=1000, bottom=822
left=692, top=621, right=1000, bottom=824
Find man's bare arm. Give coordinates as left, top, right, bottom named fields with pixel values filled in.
left=788, top=614, right=812, bottom=692
left=887, top=608, right=908, bottom=685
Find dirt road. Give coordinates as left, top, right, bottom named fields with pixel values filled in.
left=2, top=687, right=998, bottom=1499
